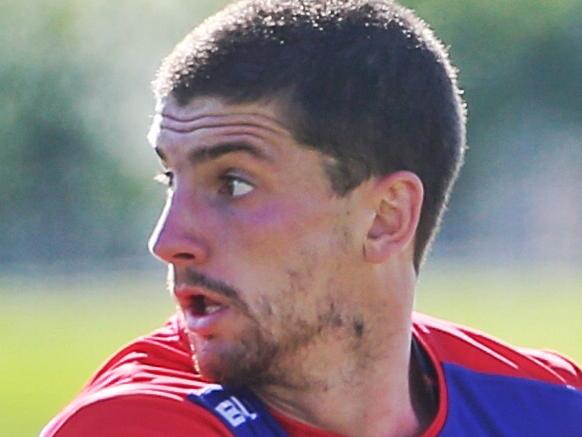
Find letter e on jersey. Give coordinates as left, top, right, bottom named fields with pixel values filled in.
left=215, top=396, right=258, bottom=427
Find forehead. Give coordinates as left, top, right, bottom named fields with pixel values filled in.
left=148, top=95, right=296, bottom=160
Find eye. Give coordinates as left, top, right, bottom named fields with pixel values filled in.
left=219, top=174, right=254, bottom=198
left=154, top=171, right=174, bottom=187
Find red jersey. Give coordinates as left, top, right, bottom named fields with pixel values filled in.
left=42, top=313, right=582, bottom=436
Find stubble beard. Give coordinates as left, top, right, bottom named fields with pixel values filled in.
left=190, top=286, right=368, bottom=392
left=191, top=317, right=280, bottom=388
left=190, top=304, right=333, bottom=390
left=189, top=219, right=364, bottom=390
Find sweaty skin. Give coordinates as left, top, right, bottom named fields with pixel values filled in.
left=148, top=95, right=427, bottom=437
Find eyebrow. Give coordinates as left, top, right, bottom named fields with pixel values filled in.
left=154, top=141, right=272, bottom=167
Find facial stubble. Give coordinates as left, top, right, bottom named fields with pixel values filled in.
left=190, top=280, right=350, bottom=390
left=187, top=212, right=365, bottom=390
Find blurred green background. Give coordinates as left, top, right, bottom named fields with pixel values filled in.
left=1, top=0, right=581, bottom=435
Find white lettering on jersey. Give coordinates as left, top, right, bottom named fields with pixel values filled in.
left=215, top=396, right=258, bottom=427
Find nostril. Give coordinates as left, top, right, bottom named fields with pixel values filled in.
left=174, top=253, right=196, bottom=260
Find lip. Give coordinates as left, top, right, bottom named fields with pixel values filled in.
left=182, top=305, right=231, bottom=338
left=173, top=284, right=231, bottom=337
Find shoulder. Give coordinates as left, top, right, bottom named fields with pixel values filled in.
left=412, top=312, right=582, bottom=388
left=42, top=316, right=230, bottom=437
left=41, top=388, right=230, bottom=437
left=413, top=313, right=582, bottom=436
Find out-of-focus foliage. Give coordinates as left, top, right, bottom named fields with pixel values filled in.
left=0, top=0, right=230, bottom=266
left=0, top=0, right=580, bottom=267
left=408, top=0, right=582, bottom=263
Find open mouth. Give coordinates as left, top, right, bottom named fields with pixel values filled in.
left=173, top=284, right=230, bottom=324
left=190, top=295, right=224, bottom=316
left=175, top=286, right=231, bottom=335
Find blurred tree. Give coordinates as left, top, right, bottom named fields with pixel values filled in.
left=0, top=1, right=149, bottom=265
left=407, top=0, right=582, bottom=262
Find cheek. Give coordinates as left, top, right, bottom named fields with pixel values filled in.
left=213, top=198, right=358, bottom=308
left=226, top=199, right=342, bottom=256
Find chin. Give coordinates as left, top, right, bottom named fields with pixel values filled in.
left=192, top=335, right=277, bottom=388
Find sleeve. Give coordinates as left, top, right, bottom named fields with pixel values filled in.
left=41, top=394, right=232, bottom=437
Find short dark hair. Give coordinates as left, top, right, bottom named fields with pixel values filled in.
left=153, top=0, right=467, bottom=271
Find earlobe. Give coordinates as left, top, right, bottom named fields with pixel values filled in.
left=363, top=172, right=424, bottom=264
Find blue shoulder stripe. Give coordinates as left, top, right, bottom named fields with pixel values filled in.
left=187, top=384, right=288, bottom=437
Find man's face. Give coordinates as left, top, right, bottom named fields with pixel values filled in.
left=148, top=96, right=371, bottom=388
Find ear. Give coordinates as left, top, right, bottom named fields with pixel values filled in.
left=364, top=171, right=424, bottom=264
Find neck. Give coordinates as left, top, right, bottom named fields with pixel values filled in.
left=254, top=267, right=426, bottom=437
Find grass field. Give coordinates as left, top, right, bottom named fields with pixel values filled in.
left=1, top=265, right=580, bottom=436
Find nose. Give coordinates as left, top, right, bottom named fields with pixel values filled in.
left=148, top=191, right=209, bottom=266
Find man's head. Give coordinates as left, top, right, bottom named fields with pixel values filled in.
left=154, top=0, right=466, bottom=270
left=148, top=0, right=466, bottom=388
